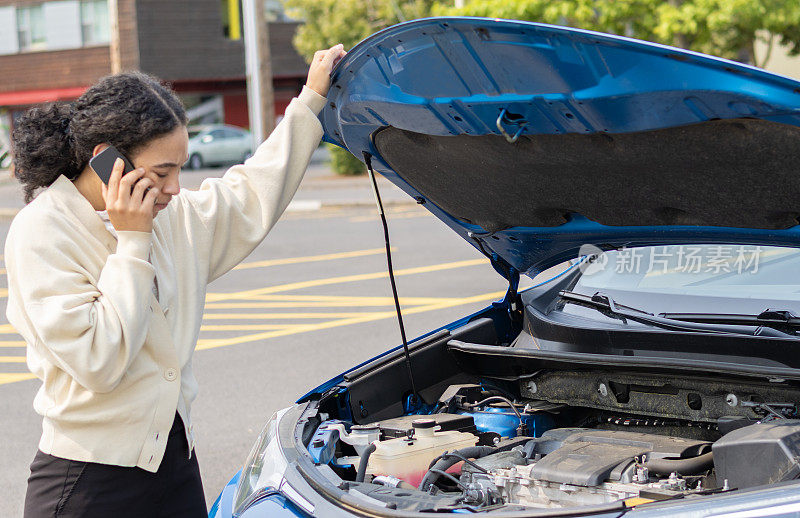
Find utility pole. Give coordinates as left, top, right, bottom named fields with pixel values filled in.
left=108, top=0, right=121, bottom=73
left=243, top=0, right=275, bottom=148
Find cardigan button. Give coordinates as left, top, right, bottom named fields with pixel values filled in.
left=164, top=368, right=178, bottom=381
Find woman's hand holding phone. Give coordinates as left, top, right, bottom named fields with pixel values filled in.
left=101, top=158, right=160, bottom=232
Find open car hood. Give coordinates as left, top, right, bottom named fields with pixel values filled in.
left=320, top=17, right=800, bottom=279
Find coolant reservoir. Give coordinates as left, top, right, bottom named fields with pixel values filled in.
left=366, top=419, right=478, bottom=487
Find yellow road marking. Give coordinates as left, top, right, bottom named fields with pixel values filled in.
left=624, top=497, right=655, bottom=507
left=231, top=295, right=457, bottom=303
left=201, top=324, right=308, bottom=331
left=203, top=312, right=383, bottom=320
left=0, top=248, right=390, bottom=278
left=0, top=247, right=395, bottom=292
left=206, top=258, right=487, bottom=302
left=246, top=294, right=374, bottom=300
left=0, top=373, right=35, bottom=386
left=0, top=255, right=494, bottom=386
left=203, top=296, right=460, bottom=309
left=204, top=301, right=410, bottom=308
left=233, top=247, right=391, bottom=271
left=196, top=290, right=504, bottom=350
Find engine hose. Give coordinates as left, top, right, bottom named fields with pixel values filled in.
left=644, top=451, right=714, bottom=476
left=462, top=396, right=523, bottom=420
left=418, top=446, right=495, bottom=492
left=355, top=443, right=377, bottom=482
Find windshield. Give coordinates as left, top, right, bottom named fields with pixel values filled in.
left=188, top=130, right=202, bottom=139
left=571, top=244, right=800, bottom=314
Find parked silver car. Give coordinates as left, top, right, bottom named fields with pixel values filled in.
left=185, top=124, right=253, bottom=169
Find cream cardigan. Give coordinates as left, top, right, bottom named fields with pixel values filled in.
left=5, top=87, right=326, bottom=472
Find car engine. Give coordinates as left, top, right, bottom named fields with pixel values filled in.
left=458, top=428, right=709, bottom=509
left=307, top=378, right=800, bottom=512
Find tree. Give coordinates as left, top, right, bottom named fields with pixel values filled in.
left=286, top=0, right=437, bottom=60
left=286, top=0, right=800, bottom=173
left=432, top=0, right=800, bottom=67
left=285, top=0, right=438, bottom=175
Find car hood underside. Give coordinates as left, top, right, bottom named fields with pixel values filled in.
left=373, top=118, right=800, bottom=233
left=320, top=17, right=800, bottom=278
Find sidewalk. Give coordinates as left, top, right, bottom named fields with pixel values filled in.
left=0, top=148, right=416, bottom=219
left=289, top=152, right=413, bottom=211
left=0, top=171, right=24, bottom=219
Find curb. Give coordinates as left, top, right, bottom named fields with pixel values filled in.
left=285, top=199, right=417, bottom=212
left=0, top=199, right=420, bottom=220
left=0, top=171, right=14, bottom=187
left=0, top=170, right=418, bottom=218
left=0, top=208, right=18, bottom=220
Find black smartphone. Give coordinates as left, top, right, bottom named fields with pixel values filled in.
left=89, top=145, right=135, bottom=184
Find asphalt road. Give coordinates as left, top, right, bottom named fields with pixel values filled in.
left=0, top=168, right=509, bottom=515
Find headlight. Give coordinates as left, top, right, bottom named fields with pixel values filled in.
left=233, top=407, right=291, bottom=516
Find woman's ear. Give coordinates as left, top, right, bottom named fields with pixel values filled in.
left=91, top=143, right=110, bottom=158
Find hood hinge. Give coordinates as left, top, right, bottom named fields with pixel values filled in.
left=468, top=232, right=520, bottom=312
left=491, top=254, right=521, bottom=345
left=492, top=254, right=519, bottom=311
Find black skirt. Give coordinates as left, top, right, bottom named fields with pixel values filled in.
left=24, top=413, right=207, bottom=518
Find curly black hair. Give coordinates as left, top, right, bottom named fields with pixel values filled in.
left=11, top=71, right=188, bottom=203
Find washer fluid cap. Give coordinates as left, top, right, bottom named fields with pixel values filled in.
left=412, top=419, right=438, bottom=437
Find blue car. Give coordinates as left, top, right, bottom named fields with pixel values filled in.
left=211, top=17, right=800, bottom=518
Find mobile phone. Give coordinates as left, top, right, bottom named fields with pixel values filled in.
left=89, top=145, right=135, bottom=184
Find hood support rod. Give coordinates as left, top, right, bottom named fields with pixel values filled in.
left=364, top=153, right=419, bottom=406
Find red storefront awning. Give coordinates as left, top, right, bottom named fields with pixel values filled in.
left=0, top=86, right=88, bottom=107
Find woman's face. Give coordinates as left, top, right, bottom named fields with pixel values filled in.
left=130, top=125, right=189, bottom=215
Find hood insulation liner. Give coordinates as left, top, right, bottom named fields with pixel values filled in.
left=373, top=118, right=800, bottom=233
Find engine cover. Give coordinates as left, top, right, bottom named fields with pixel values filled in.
left=713, top=420, right=800, bottom=489
left=528, top=428, right=710, bottom=486
left=461, top=429, right=707, bottom=509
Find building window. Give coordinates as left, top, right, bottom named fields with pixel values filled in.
left=80, top=0, right=109, bottom=45
left=264, top=0, right=286, bottom=21
left=17, top=4, right=45, bottom=51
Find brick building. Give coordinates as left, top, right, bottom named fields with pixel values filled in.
left=0, top=0, right=309, bottom=136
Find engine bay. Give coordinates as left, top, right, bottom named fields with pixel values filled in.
left=293, top=272, right=800, bottom=515
left=302, top=374, right=800, bottom=513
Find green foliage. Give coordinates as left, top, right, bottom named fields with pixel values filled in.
left=434, top=0, right=800, bottom=66
left=285, top=0, right=437, bottom=62
left=287, top=0, right=800, bottom=173
left=286, top=0, right=438, bottom=174
left=287, top=0, right=800, bottom=67
left=327, top=143, right=366, bottom=176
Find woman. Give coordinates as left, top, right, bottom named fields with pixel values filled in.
left=7, top=44, right=346, bottom=517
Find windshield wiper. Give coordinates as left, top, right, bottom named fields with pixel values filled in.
left=558, top=290, right=796, bottom=338
left=659, top=309, right=800, bottom=332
